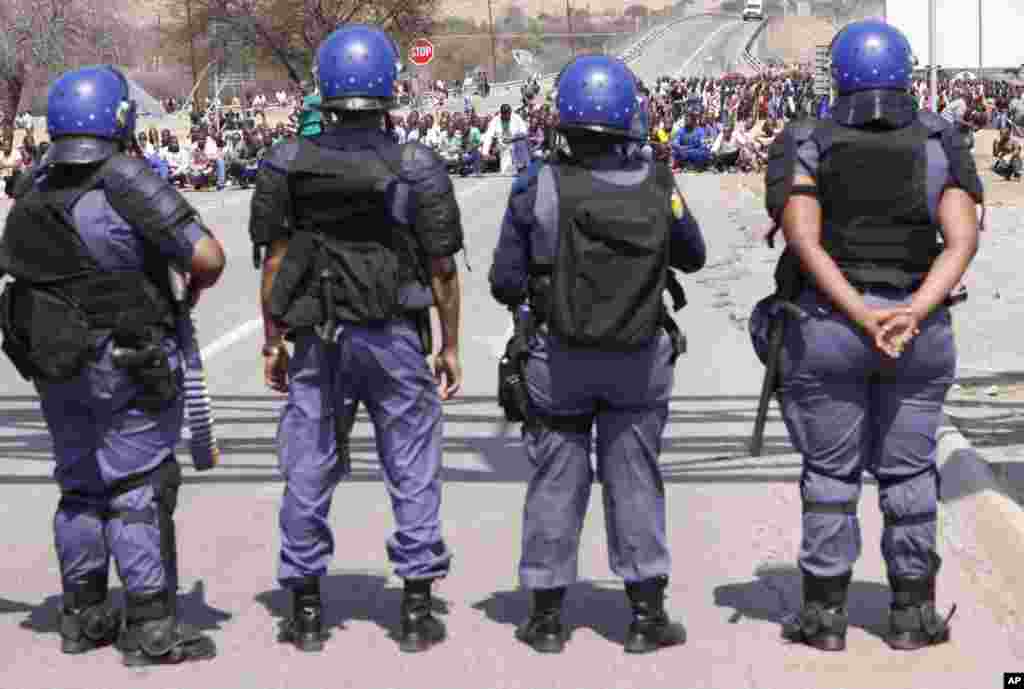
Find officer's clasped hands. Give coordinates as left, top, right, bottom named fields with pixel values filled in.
left=859, top=307, right=923, bottom=358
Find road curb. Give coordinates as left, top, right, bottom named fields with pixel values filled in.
left=937, top=416, right=1024, bottom=614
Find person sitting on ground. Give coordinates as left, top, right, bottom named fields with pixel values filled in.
left=671, top=109, right=711, bottom=172
left=1, top=136, right=21, bottom=198
left=164, top=136, right=190, bottom=188
left=993, top=125, right=1023, bottom=181
left=188, top=137, right=215, bottom=190
left=710, top=121, right=742, bottom=172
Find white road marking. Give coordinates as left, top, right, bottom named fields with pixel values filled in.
left=201, top=318, right=262, bottom=360
left=676, top=20, right=740, bottom=76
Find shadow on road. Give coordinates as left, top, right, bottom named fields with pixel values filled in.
left=0, top=394, right=802, bottom=486
left=254, top=571, right=449, bottom=644
left=13, top=581, right=231, bottom=637
left=0, top=597, right=33, bottom=615
left=472, top=580, right=636, bottom=645
left=713, top=563, right=892, bottom=641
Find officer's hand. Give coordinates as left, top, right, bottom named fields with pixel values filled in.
left=264, top=346, right=290, bottom=393
left=433, top=347, right=462, bottom=401
left=872, top=308, right=922, bottom=359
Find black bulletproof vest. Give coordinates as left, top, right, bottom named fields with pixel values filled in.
left=0, top=164, right=176, bottom=380
left=0, top=164, right=176, bottom=332
left=270, top=138, right=424, bottom=327
left=815, top=119, right=939, bottom=290
left=532, top=161, right=674, bottom=349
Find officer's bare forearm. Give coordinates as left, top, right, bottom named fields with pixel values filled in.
left=782, top=191, right=870, bottom=324
left=261, top=239, right=289, bottom=345
left=911, top=187, right=979, bottom=319
left=430, top=256, right=461, bottom=352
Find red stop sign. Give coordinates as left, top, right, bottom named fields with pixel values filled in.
left=409, top=38, right=434, bottom=66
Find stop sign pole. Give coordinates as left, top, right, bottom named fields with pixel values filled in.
left=410, top=38, right=434, bottom=67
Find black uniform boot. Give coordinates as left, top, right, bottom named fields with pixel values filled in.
left=782, top=569, right=851, bottom=652
left=886, top=573, right=956, bottom=651
left=278, top=577, right=326, bottom=652
left=59, top=576, right=121, bottom=654
left=514, top=587, right=568, bottom=654
left=624, top=576, right=687, bottom=654
left=60, top=602, right=121, bottom=654
left=118, top=590, right=216, bottom=667
left=399, top=578, right=446, bottom=653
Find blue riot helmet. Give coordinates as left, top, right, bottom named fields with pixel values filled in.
left=556, top=55, right=643, bottom=141
left=46, top=66, right=137, bottom=165
left=316, top=24, right=401, bottom=111
left=830, top=20, right=914, bottom=95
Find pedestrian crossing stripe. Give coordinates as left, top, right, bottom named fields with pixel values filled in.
left=671, top=191, right=685, bottom=219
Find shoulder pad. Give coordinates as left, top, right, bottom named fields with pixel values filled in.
left=917, top=110, right=950, bottom=136
left=765, top=121, right=817, bottom=223
left=397, top=141, right=462, bottom=258
left=939, top=123, right=984, bottom=204
left=261, top=140, right=300, bottom=173
left=396, top=141, right=446, bottom=179
left=100, top=154, right=197, bottom=243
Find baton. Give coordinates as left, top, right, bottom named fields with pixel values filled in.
left=750, top=300, right=805, bottom=458
left=170, top=268, right=221, bottom=471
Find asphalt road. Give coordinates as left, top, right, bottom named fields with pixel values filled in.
left=0, top=165, right=1021, bottom=687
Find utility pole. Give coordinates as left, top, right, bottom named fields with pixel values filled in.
left=978, top=0, right=983, bottom=78
left=928, top=0, right=937, bottom=112
left=487, top=0, right=497, bottom=82
left=185, top=0, right=199, bottom=107
left=566, top=0, right=575, bottom=57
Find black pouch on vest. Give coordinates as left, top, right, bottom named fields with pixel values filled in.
left=0, top=286, right=39, bottom=380
left=2, top=283, right=94, bottom=382
left=112, top=329, right=180, bottom=414
left=317, top=234, right=402, bottom=323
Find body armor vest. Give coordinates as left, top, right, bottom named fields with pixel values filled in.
left=0, top=163, right=176, bottom=380
left=530, top=161, right=677, bottom=349
left=815, top=119, right=939, bottom=290
left=269, top=138, right=427, bottom=328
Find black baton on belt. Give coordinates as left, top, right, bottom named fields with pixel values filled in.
left=750, top=299, right=805, bottom=457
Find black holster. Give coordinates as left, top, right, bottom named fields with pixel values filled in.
left=498, top=311, right=533, bottom=424
left=111, top=329, right=180, bottom=414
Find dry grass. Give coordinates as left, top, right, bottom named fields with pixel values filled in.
left=763, top=17, right=837, bottom=65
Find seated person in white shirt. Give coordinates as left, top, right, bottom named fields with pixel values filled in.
left=710, top=121, right=741, bottom=172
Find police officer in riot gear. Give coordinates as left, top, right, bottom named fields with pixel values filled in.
left=489, top=55, right=706, bottom=654
left=0, top=66, right=225, bottom=665
left=249, top=25, right=463, bottom=654
left=757, top=20, right=981, bottom=651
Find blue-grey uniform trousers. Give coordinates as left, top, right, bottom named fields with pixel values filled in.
left=37, top=339, right=184, bottom=600
left=519, top=329, right=675, bottom=589
left=779, top=288, right=956, bottom=580
left=276, top=320, right=452, bottom=585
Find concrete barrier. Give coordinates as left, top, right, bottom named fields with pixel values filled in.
left=937, top=418, right=1024, bottom=624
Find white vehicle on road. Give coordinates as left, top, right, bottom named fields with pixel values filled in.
left=743, top=0, right=764, bottom=21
